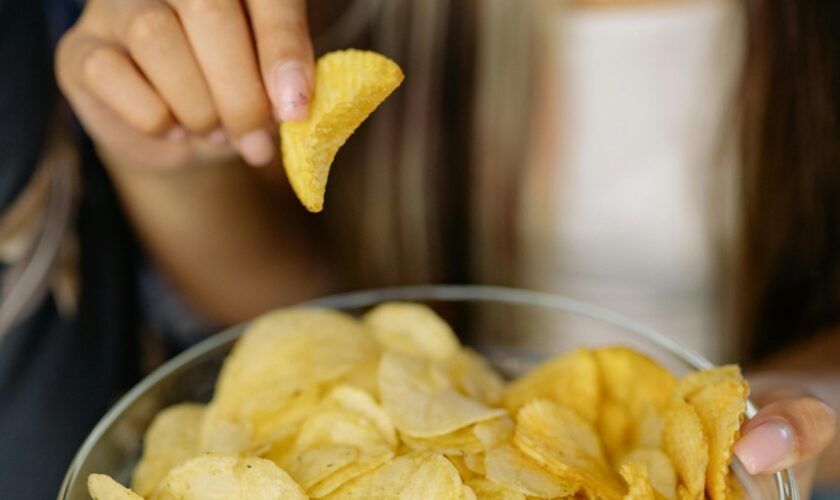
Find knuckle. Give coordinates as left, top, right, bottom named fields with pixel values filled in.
left=81, top=45, right=119, bottom=83
left=126, top=5, right=179, bottom=47
left=137, top=103, right=172, bottom=134
left=182, top=106, right=218, bottom=133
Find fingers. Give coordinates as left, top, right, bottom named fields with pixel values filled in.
left=116, top=0, right=219, bottom=133
left=734, top=396, right=837, bottom=474
left=167, top=0, right=275, bottom=165
left=244, top=0, right=314, bottom=121
left=58, top=31, right=175, bottom=135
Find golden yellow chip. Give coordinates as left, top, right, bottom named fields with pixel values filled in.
left=88, top=474, right=143, bottom=500
left=154, top=454, right=307, bottom=500
left=281, top=49, right=404, bottom=212
left=484, top=445, right=578, bottom=498
left=513, top=400, right=622, bottom=499
left=337, top=359, right=381, bottom=399
left=203, top=308, right=378, bottom=451
left=463, top=453, right=486, bottom=476
left=447, top=454, right=476, bottom=481
left=687, top=379, right=748, bottom=500
left=321, top=385, right=397, bottom=447
left=448, top=348, right=506, bottom=406
left=401, top=426, right=484, bottom=456
left=597, top=398, right=632, bottom=462
left=379, top=352, right=505, bottom=438
left=503, top=348, right=601, bottom=423
left=131, top=403, right=203, bottom=497
left=363, top=302, right=460, bottom=361
left=326, top=451, right=463, bottom=499
left=662, top=398, right=708, bottom=500
left=461, top=483, right=478, bottom=500
left=473, top=416, right=514, bottom=450
left=619, top=462, right=656, bottom=500
left=281, top=444, right=360, bottom=490
left=595, top=347, right=677, bottom=416
left=619, top=449, right=677, bottom=500
left=675, top=365, right=742, bottom=400
left=465, top=477, right=527, bottom=500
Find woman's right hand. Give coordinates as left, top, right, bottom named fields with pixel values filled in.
left=56, top=0, right=314, bottom=171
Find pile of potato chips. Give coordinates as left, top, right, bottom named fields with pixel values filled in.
left=88, top=302, right=749, bottom=500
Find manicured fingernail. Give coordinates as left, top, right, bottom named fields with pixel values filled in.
left=734, top=421, right=794, bottom=474
left=166, top=126, right=187, bottom=142
left=272, top=62, right=310, bottom=121
left=236, top=129, right=274, bottom=166
left=205, top=127, right=228, bottom=146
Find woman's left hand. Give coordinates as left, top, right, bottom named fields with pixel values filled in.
left=734, top=373, right=838, bottom=496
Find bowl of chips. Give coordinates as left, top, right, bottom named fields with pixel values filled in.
left=59, top=285, right=799, bottom=500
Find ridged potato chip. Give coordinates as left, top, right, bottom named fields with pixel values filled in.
left=484, top=445, right=578, bottom=498
left=448, top=347, right=506, bottom=405
left=466, top=477, right=527, bottom=500
left=131, top=403, right=203, bottom=497
left=153, top=454, right=307, bottom=500
left=88, top=474, right=143, bottom=500
left=325, top=451, right=463, bottom=499
left=364, top=302, right=460, bottom=361
left=503, top=348, right=601, bottom=423
left=281, top=49, right=404, bottom=212
left=687, top=379, right=748, bottom=500
left=662, top=398, right=708, bottom=500
left=598, top=398, right=632, bottom=462
left=675, top=365, right=742, bottom=400
left=619, top=449, right=677, bottom=500
left=464, top=453, right=486, bottom=476
left=203, top=309, right=378, bottom=451
left=401, top=426, right=484, bottom=456
left=619, top=462, right=656, bottom=500
left=473, top=416, right=514, bottom=450
left=379, top=351, right=505, bottom=438
left=513, top=400, right=622, bottom=499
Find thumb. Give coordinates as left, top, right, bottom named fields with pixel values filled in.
left=733, top=396, right=836, bottom=474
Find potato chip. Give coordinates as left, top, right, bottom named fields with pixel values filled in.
left=338, top=359, right=381, bottom=399
left=88, top=474, right=143, bottom=500
left=595, top=347, right=677, bottom=416
left=502, top=348, right=600, bottom=423
left=597, top=398, right=632, bottom=462
left=447, top=454, right=476, bottom=480
left=473, top=416, right=514, bottom=450
left=322, top=385, right=397, bottom=447
left=662, top=398, right=707, bottom=500
left=204, top=308, right=378, bottom=451
left=281, top=444, right=360, bottom=490
left=633, top=404, right=665, bottom=450
left=513, top=400, right=622, bottom=499
left=484, top=445, right=578, bottom=499
left=364, top=302, right=460, bottom=361
left=466, top=477, right=527, bottom=500
left=379, top=352, right=505, bottom=437
left=131, top=403, right=203, bottom=497
left=401, top=426, right=484, bottom=456
left=619, top=462, right=655, bottom=500
left=619, top=449, right=677, bottom=500
left=154, top=454, right=307, bottom=500
left=281, top=49, right=404, bottom=212
left=325, top=451, right=463, bottom=499
left=464, top=453, right=486, bottom=476
left=448, top=348, right=506, bottom=405
left=687, top=379, right=748, bottom=500
left=675, top=365, right=742, bottom=400
left=461, top=484, right=478, bottom=500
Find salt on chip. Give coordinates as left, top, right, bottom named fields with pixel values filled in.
left=503, top=348, right=600, bottom=423
left=484, top=445, right=578, bottom=499
left=687, top=379, right=748, bottom=500
left=203, top=308, right=377, bottom=451
left=662, top=398, right=708, bottom=500
left=88, top=474, right=144, bottom=500
left=154, top=454, right=307, bottom=500
left=364, top=302, right=460, bottom=361
left=620, top=449, right=677, bottom=500
left=513, top=399, right=622, bottom=499
left=379, top=351, right=505, bottom=438
left=131, top=403, right=203, bottom=497
left=326, top=451, right=463, bottom=499
left=466, top=477, right=527, bottom=500
left=448, top=347, right=506, bottom=405
left=619, top=462, right=656, bottom=500
left=281, top=49, right=404, bottom=212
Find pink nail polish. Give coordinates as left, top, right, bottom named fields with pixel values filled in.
left=236, top=130, right=274, bottom=166
left=272, top=62, right=310, bottom=121
left=734, top=421, right=793, bottom=474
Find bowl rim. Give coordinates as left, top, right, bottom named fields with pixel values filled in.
left=59, top=284, right=799, bottom=500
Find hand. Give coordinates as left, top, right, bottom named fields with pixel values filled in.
left=734, top=374, right=838, bottom=496
left=56, top=0, right=314, bottom=171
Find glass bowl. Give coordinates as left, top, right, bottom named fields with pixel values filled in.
left=58, top=285, right=798, bottom=500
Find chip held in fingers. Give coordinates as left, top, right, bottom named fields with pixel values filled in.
left=281, top=49, right=404, bottom=212
left=87, top=302, right=755, bottom=500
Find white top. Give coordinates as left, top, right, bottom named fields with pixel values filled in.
left=521, top=0, right=744, bottom=361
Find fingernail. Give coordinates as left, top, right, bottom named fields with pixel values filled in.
left=205, top=127, right=228, bottom=146
left=166, top=126, right=187, bottom=142
left=236, top=129, right=274, bottom=166
left=734, top=421, right=794, bottom=474
left=272, top=62, right=310, bottom=121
